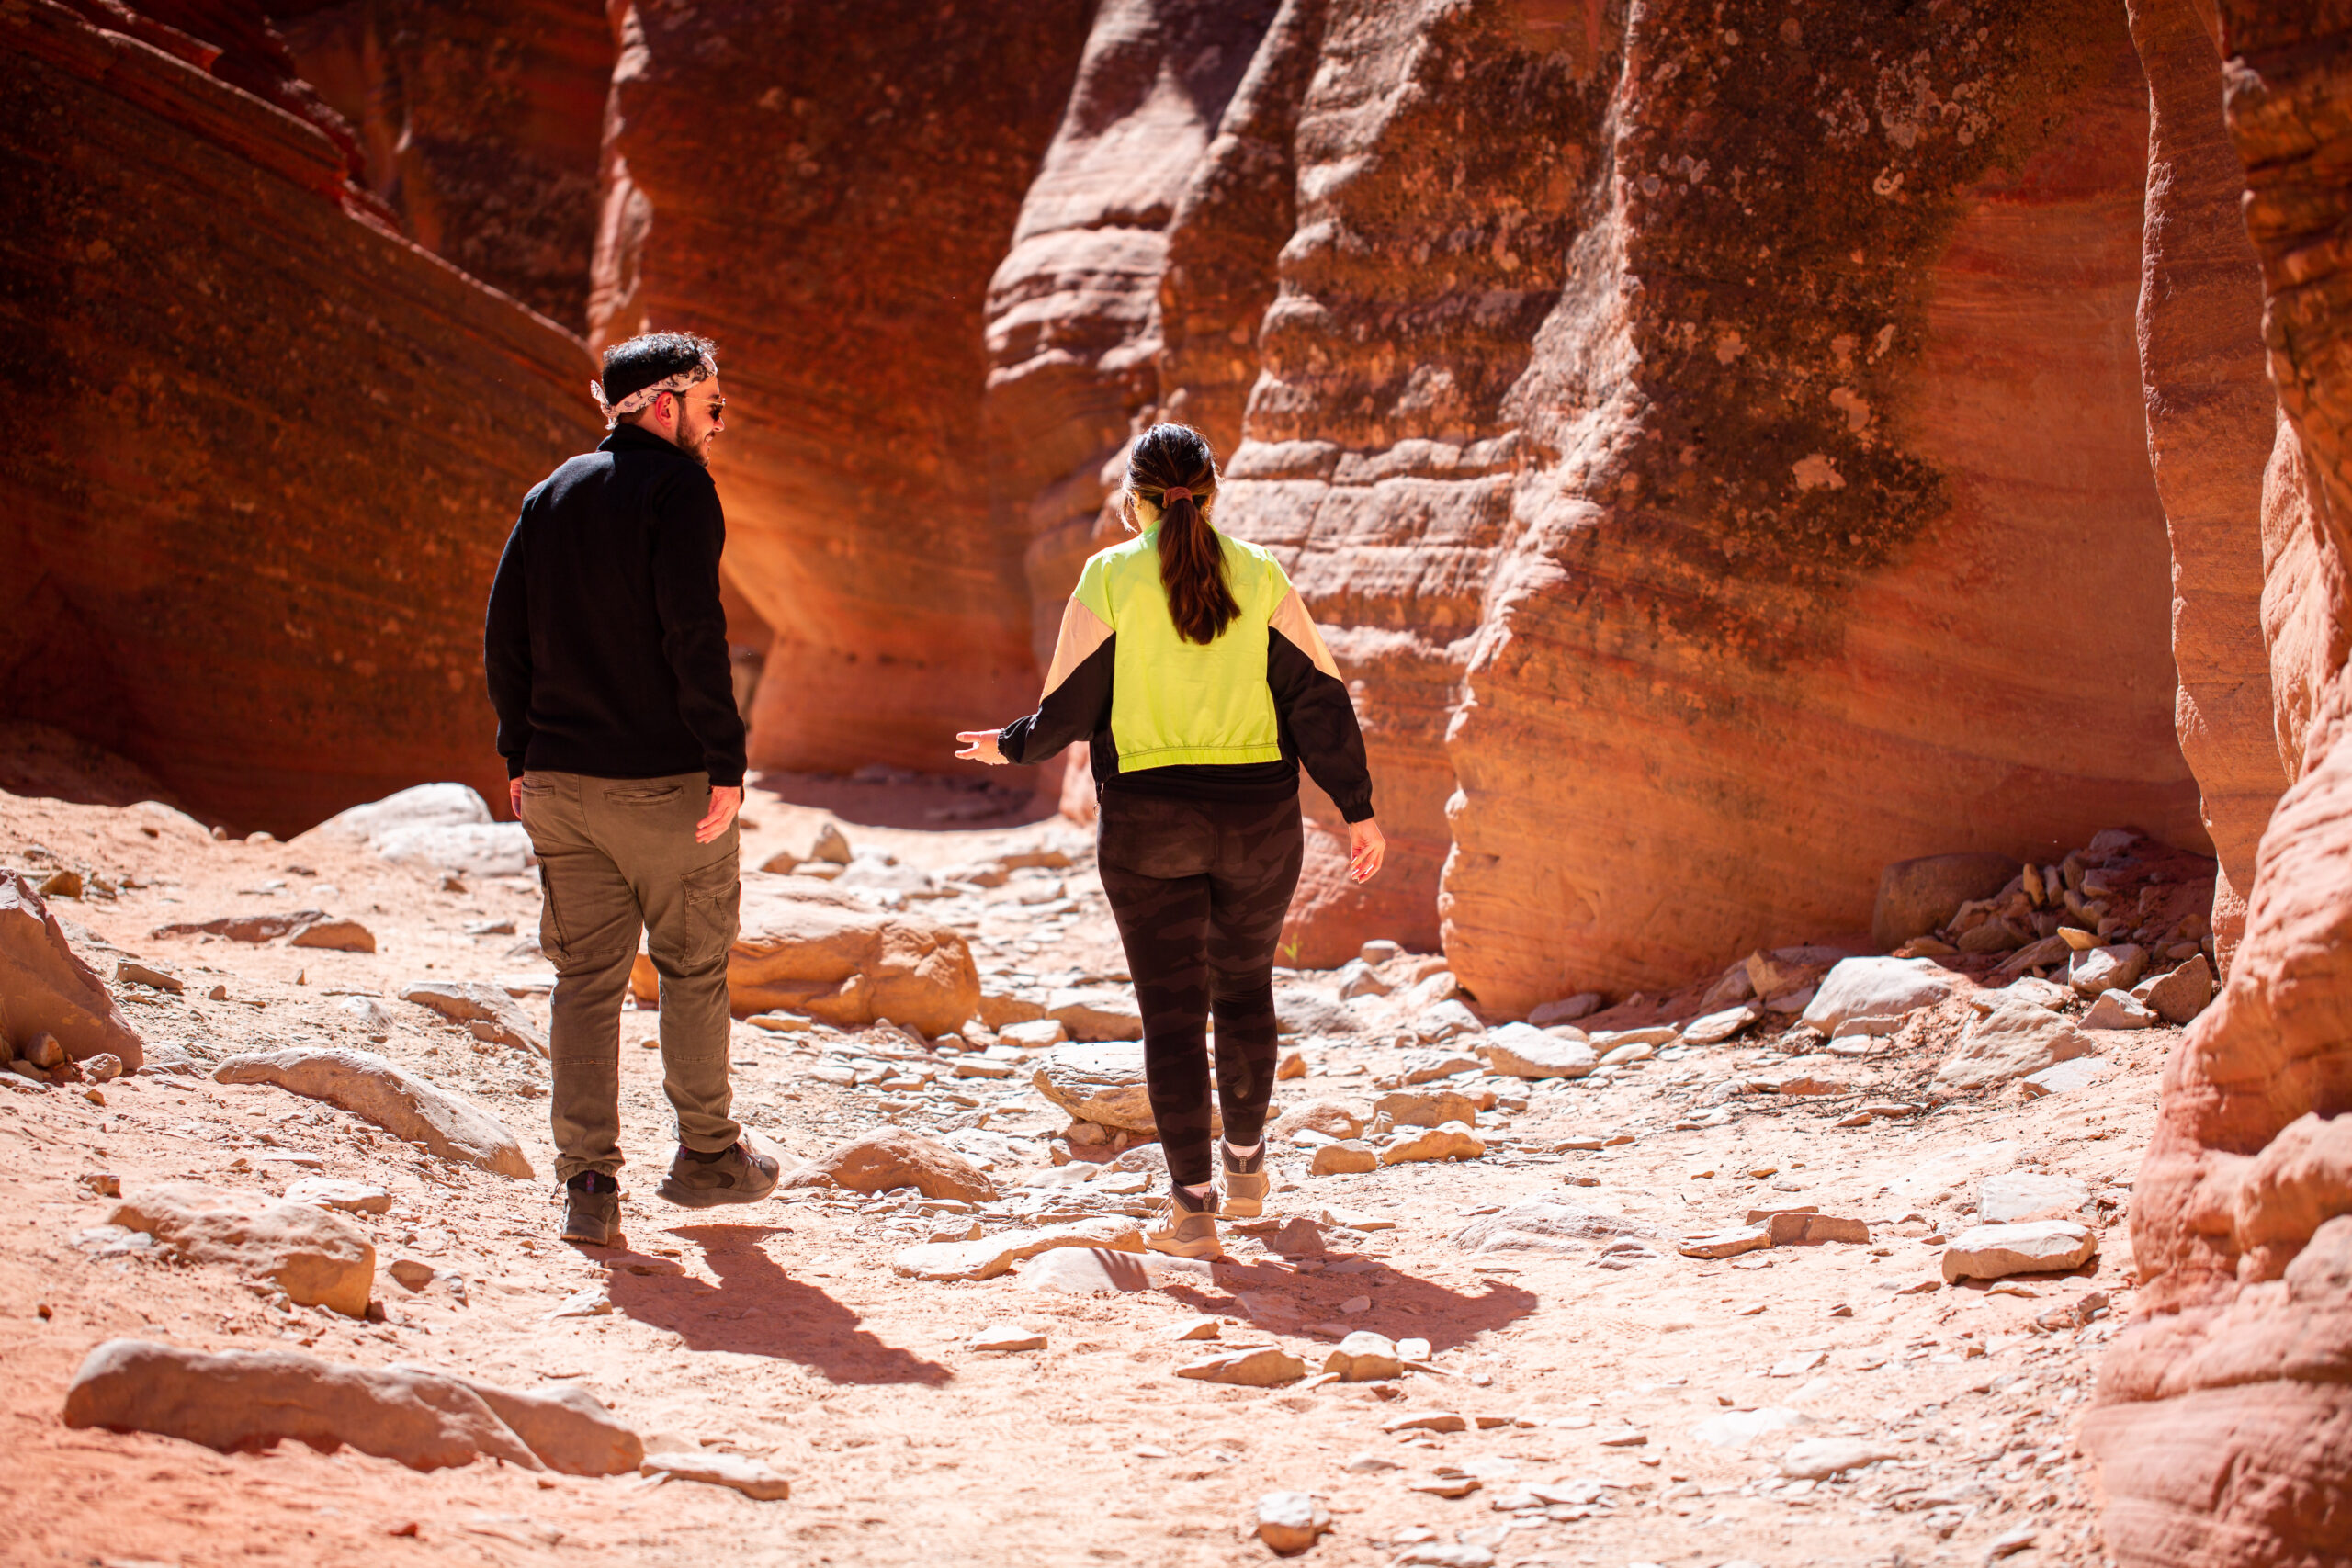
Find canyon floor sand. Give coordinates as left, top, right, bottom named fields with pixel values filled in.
left=0, top=783, right=2143, bottom=1567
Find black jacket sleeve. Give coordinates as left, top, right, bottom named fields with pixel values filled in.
left=483, top=496, right=535, bottom=779
left=999, top=637, right=1114, bottom=765
left=648, top=467, right=749, bottom=788
left=1269, top=631, right=1374, bottom=822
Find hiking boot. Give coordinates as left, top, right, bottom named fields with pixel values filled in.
left=1220, top=1142, right=1271, bottom=1219
left=656, top=1139, right=780, bottom=1208
left=1146, top=1186, right=1222, bottom=1259
left=561, top=1177, right=620, bottom=1246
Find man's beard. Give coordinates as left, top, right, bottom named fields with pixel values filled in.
left=675, top=426, right=713, bottom=468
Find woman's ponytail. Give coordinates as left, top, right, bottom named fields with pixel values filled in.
left=1128, top=423, right=1238, bottom=645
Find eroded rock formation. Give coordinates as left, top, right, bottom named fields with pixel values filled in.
left=0, top=0, right=599, bottom=835
left=2088, top=6, right=2352, bottom=1563
left=275, top=0, right=615, bottom=329
left=591, top=0, right=1092, bottom=782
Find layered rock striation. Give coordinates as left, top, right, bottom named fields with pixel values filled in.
left=591, top=0, right=1093, bottom=781
left=2089, top=6, right=2352, bottom=1564
left=0, top=0, right=599, bottom=835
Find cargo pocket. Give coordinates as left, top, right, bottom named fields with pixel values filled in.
left=674, top=855, right=740, bottom=971
left=536, top=863, right=574, bottom=968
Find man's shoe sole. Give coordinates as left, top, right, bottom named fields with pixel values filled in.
left=654, top=1175, right=780, bottom=1209
left=561, top=1222, right=618, bottom=1245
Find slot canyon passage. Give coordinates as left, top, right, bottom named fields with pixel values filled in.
left=4, top=0, right=2352, bottom=1565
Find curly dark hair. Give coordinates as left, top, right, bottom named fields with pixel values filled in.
left=599, top=331, right=717, bottom=408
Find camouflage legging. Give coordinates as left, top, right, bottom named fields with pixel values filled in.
left=1095, top=790, right=1305, bottom=1190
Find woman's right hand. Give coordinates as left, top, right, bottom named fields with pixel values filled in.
left=1347, top=818, right=1385, bottom=883
left=956, top=729, right=1007, bottom=765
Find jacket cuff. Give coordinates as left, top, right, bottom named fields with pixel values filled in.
left=1336, top=794, right=1374, bottom=825
left=707, top=765, right=746, bottom=789
left=503, top=755, right=526, bottom=780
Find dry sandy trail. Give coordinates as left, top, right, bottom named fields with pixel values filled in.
left=0, top=781, right=2143, bottom=1568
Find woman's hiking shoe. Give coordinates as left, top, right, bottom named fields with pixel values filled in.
left=1146, top=1187, right=1223, bottom=1258
left=1220, top=1143, right=1271, bottom=1218
left=561, top=1176, right=621, bottom=1246
left=656, top=1140, right=780, bottom=1208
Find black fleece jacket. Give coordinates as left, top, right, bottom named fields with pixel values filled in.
left=484, top=424, right=747, bottom=786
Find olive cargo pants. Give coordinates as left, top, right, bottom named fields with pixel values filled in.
left=518, top=771, right=741, bottom=1182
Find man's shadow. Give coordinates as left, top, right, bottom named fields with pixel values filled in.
left=599, top=1225, right=951, bottom=1386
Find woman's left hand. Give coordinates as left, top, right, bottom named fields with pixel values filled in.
left=956, top=729, right=1007, bottom=765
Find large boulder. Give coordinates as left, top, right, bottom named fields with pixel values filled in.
left=1801, top=958, right=1957, bottom=1036
left=0, top=874, right=141, bottom=1070
left=1033, top=1043, right=1160, bottom=1134
left=398, top=979, right=546, bottom=1056
left=781, top=1126, right=997, bottom=1202
left=109, top=1182, right=375, bottom=1316
left=1871, top=853, right=2020, bottom=950
left=295, top=784, right=536, bottom=876
left=63, top=1339, right=641, bottom=1474
left=1934, top=1000, right=2098, bottom=1093
left=631, top=874, right=977, bottom=1038
left=212, top=1047, right=533, bottom=1179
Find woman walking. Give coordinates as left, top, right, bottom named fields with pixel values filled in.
left=957, top=423, right=1384, bottom=1258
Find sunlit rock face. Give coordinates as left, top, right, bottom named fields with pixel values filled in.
left=0, top=0, right=597, bottom=834
left=591, top=0, right=1093, bottom=784
left=2088, top=5, right=2352, bottom=1564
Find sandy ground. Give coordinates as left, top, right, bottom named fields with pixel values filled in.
left=0, top=781, right=2148, bottom=1568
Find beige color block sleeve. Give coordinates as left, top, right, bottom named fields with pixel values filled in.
left=1042, top=596, right=1115, bottom=697
left=1269, top=587, right=1341, bottom=680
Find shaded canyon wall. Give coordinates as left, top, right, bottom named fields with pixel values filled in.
left=0, top=0, right=600, bottom=835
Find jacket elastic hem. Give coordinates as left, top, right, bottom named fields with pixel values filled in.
left=1117, top=743, right=1285, bottom=770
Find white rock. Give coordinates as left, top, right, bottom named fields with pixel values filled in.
left=1780, top=1437, right=1896, bottom=1479
left=999, top=1018, right=1069, bottom=1049
left=1321, top=1330, right=1403, bottom=1381
left=1940, top=1220, right=2097, bottom=1282
left=1335, top=958, right=1392, bottom=1000
left=1679, top=1005, right=1759, bottom=1045
left=640, top=1450, right=791, bottom=1500
left=1415, top=998, right=1485, bottom=1043
left=213, top=1047, right=534, bottom=1179
left=2068, top=943, right=2147, bottom=1000
left=1690, top=1405, right=1809, bottom=1448
left=2020, top=1056, right=2114, bottom=1098
left=891, top=1218, right=1142, bottom=1282
left=1933, top=1001, right=2096, bottom=1092
left=1971, top=976, right=2071, bottom=1014
left=2083, top=989, right=2155, bottom=1030
left=1801, top=957, right=1953, bottom=1033
left=1978, top=1173, right=2091, bottom=1223
left=1477, top=1022, right=1596, bottom=1079
left=547, top=1284, right=612, bottom=1319
left=968, top=1322, right=1046, bottom=1352
left=1256, top=1491, right=1332, bottom=1554
left=281, top=1178, right=393, bottom=1215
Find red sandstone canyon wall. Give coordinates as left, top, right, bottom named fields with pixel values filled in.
left=591, top=0, right=1093, bottom=784
left=2127, top=0, right=2287, bottom=975
left=0, top=0, right=600, bottom=835
left=2088, top=5, right=2352, bottom=1563
left=273, top=0, right=614, bottom=331
left=1430, top=0, right=2209, bottom=1010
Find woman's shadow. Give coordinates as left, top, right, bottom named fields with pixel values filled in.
left=597, top=1224, right=951, bottom=1386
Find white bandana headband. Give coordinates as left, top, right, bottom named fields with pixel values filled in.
left=589, top=352, right=718, bottom=429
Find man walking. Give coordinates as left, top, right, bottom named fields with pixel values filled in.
left=485, top=331, right=778, bottom=1246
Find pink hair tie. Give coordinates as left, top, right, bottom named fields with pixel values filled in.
left=1162, top=487, right=1193, bottom=503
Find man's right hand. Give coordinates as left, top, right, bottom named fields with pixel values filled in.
left=509, top=777, right=525, bottom=820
